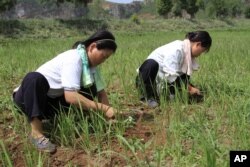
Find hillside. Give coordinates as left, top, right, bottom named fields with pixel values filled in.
left=0, top=0, right=144, bottom=19
left=0, top=18, right=250, bottom=39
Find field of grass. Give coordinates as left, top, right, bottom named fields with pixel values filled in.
left=0, top=19, right=250, bottom=166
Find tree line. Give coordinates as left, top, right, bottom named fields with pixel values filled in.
left=1, top=0, right=250, bottom=19
left=156, top=0, right=250, bottom=18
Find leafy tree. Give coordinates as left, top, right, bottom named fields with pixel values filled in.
left=157, top=0, right=245, bottom=18
left=245, top=6, right=250, bottom=18
left=227, top=0, right=243, bottom=17
left=196, top=0, right=205, bottom=10
left=156, top=0, right=173, bottom=16
left=171, top=0, right=182, bottom=17
left=183, top=0, right=199, bottom=18
left=205, top=0, right=228, bottom=18
left=0, top=0, right=16, bottom=12
left=171, top=0, right=199, bottom=18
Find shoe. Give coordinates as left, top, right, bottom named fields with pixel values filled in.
left=29, top=135, right=56, bottom=153
left=147, top=99, right=159, bottom=108
left=169, top=94, right=175, bottom=101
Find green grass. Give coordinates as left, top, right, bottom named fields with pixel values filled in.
left=1, top=18, right=250, bottom=39
left=0, top=19, right=250, bottom=166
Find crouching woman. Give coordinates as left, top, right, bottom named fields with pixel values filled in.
left=13, top=30, right=117, bottom=153
left=136, top=31, right=212, bottom=108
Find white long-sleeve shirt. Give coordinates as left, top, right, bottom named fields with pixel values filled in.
left=146, top=40, right=199, bottom=95
left=147, top=40, right=186, bottom=83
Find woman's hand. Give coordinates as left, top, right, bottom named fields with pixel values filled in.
left=64, top=91, right=117, bottom=118
left=105, top=107, right=117, bottom=119
left=188, top=85, right=201, bottom=95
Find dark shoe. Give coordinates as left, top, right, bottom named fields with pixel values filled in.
left=29, top=136, right=56, bottom=153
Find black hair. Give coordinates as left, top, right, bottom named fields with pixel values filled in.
left=72, top=30, right=117, bottom=52
left=185, top=31, right=212, bottom=52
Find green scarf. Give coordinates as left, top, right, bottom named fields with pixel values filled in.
left=77, top=44, right=106, bottom=91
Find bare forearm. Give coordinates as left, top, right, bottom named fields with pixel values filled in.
left=64, top=91, right=109, bottom=112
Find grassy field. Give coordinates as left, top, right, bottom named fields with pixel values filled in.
left=0, top=19, right=250, bottom=166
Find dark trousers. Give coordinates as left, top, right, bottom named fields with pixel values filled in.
left=13, top=72, right=97, bottom=122
left=136, top=59, right=190, bottom=100
left=136, top=59, right=159, bottom=100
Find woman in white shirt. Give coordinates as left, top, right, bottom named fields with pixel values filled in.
left=13, top=30, right=117, bottom=153
left=136, top=31, right=212, bottom=108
